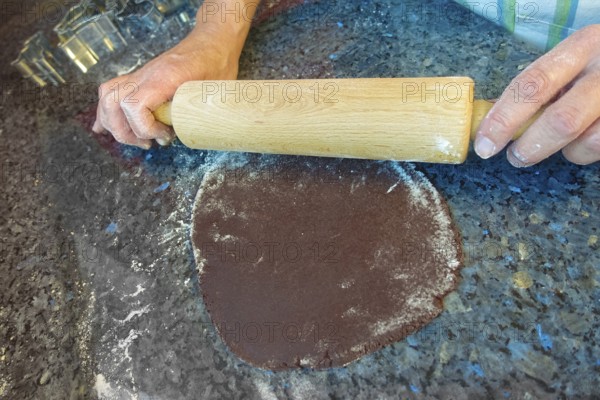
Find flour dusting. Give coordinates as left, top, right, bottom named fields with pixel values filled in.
left=370, top=162, right=461, bottom=338
left=254, top=378, right=278, bottom=400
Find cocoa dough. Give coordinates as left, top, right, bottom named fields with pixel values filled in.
left=192, top=156, right=463, bottom=370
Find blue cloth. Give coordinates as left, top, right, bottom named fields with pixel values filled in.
left=453, top=0, right=600, bottom=50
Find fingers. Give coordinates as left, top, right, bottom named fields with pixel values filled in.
left=93, top=80, right=153, bottom=149
left=93, top=78, right=174, bottom=149
left=506, top=69, right=600, bottom=167
left=103, top=106, right=152, bottom=149
left=92, top=103, right=105, bottom=134
left=562, top=118, right=600, bottom=165
left=475, top=25, right=600, bottom=160
left=119, top=87, right=175, bottom=145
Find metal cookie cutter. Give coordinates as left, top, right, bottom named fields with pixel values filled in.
left=115, top=0, right=164, bottom=40
left=55, top=2, right=128, bottom=73
left=12, top=31, right=67, bottom=87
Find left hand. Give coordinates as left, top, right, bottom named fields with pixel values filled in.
left=92, top=26, right=241, bottom=148
left=474, top=24, right=600, bottom=166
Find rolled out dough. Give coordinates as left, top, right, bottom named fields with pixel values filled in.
left=192, top=156, right=463, bottom=370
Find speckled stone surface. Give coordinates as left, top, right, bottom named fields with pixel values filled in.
left=1, top=0, right=599, bottom=399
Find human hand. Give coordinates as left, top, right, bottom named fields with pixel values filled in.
left=475, top=24, right=600, bottom=166
left=92, top=26, right=241, bottom=148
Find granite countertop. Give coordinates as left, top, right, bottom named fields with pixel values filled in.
left=1, top=0, right=599, bottom=399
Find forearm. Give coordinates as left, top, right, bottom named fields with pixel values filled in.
left=193, top=0, right=261, bottom=56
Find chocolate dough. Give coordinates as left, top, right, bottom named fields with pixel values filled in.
left=192, top=156, right=463, bottom=370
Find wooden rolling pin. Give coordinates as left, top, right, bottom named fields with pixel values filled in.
left=153, top=77, right=541, bottom=164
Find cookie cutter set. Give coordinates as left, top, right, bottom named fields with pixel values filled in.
left=12, top=0, right=199, bottom=86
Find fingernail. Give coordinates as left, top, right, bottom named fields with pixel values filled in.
left=156, top=132, right=174, bottom=147
left=138, top=140, right=152, bottom=150
left=156, top=137, right=173, bottom=146
left=508, top=146, right=530, bottom=168
left=475, top=136, right=497, bottom=159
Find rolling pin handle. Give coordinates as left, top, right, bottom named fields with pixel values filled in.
left=154, top=101, right=173, bottom=126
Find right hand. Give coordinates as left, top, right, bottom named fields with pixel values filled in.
left=92, top=28, right=241, bottom=148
